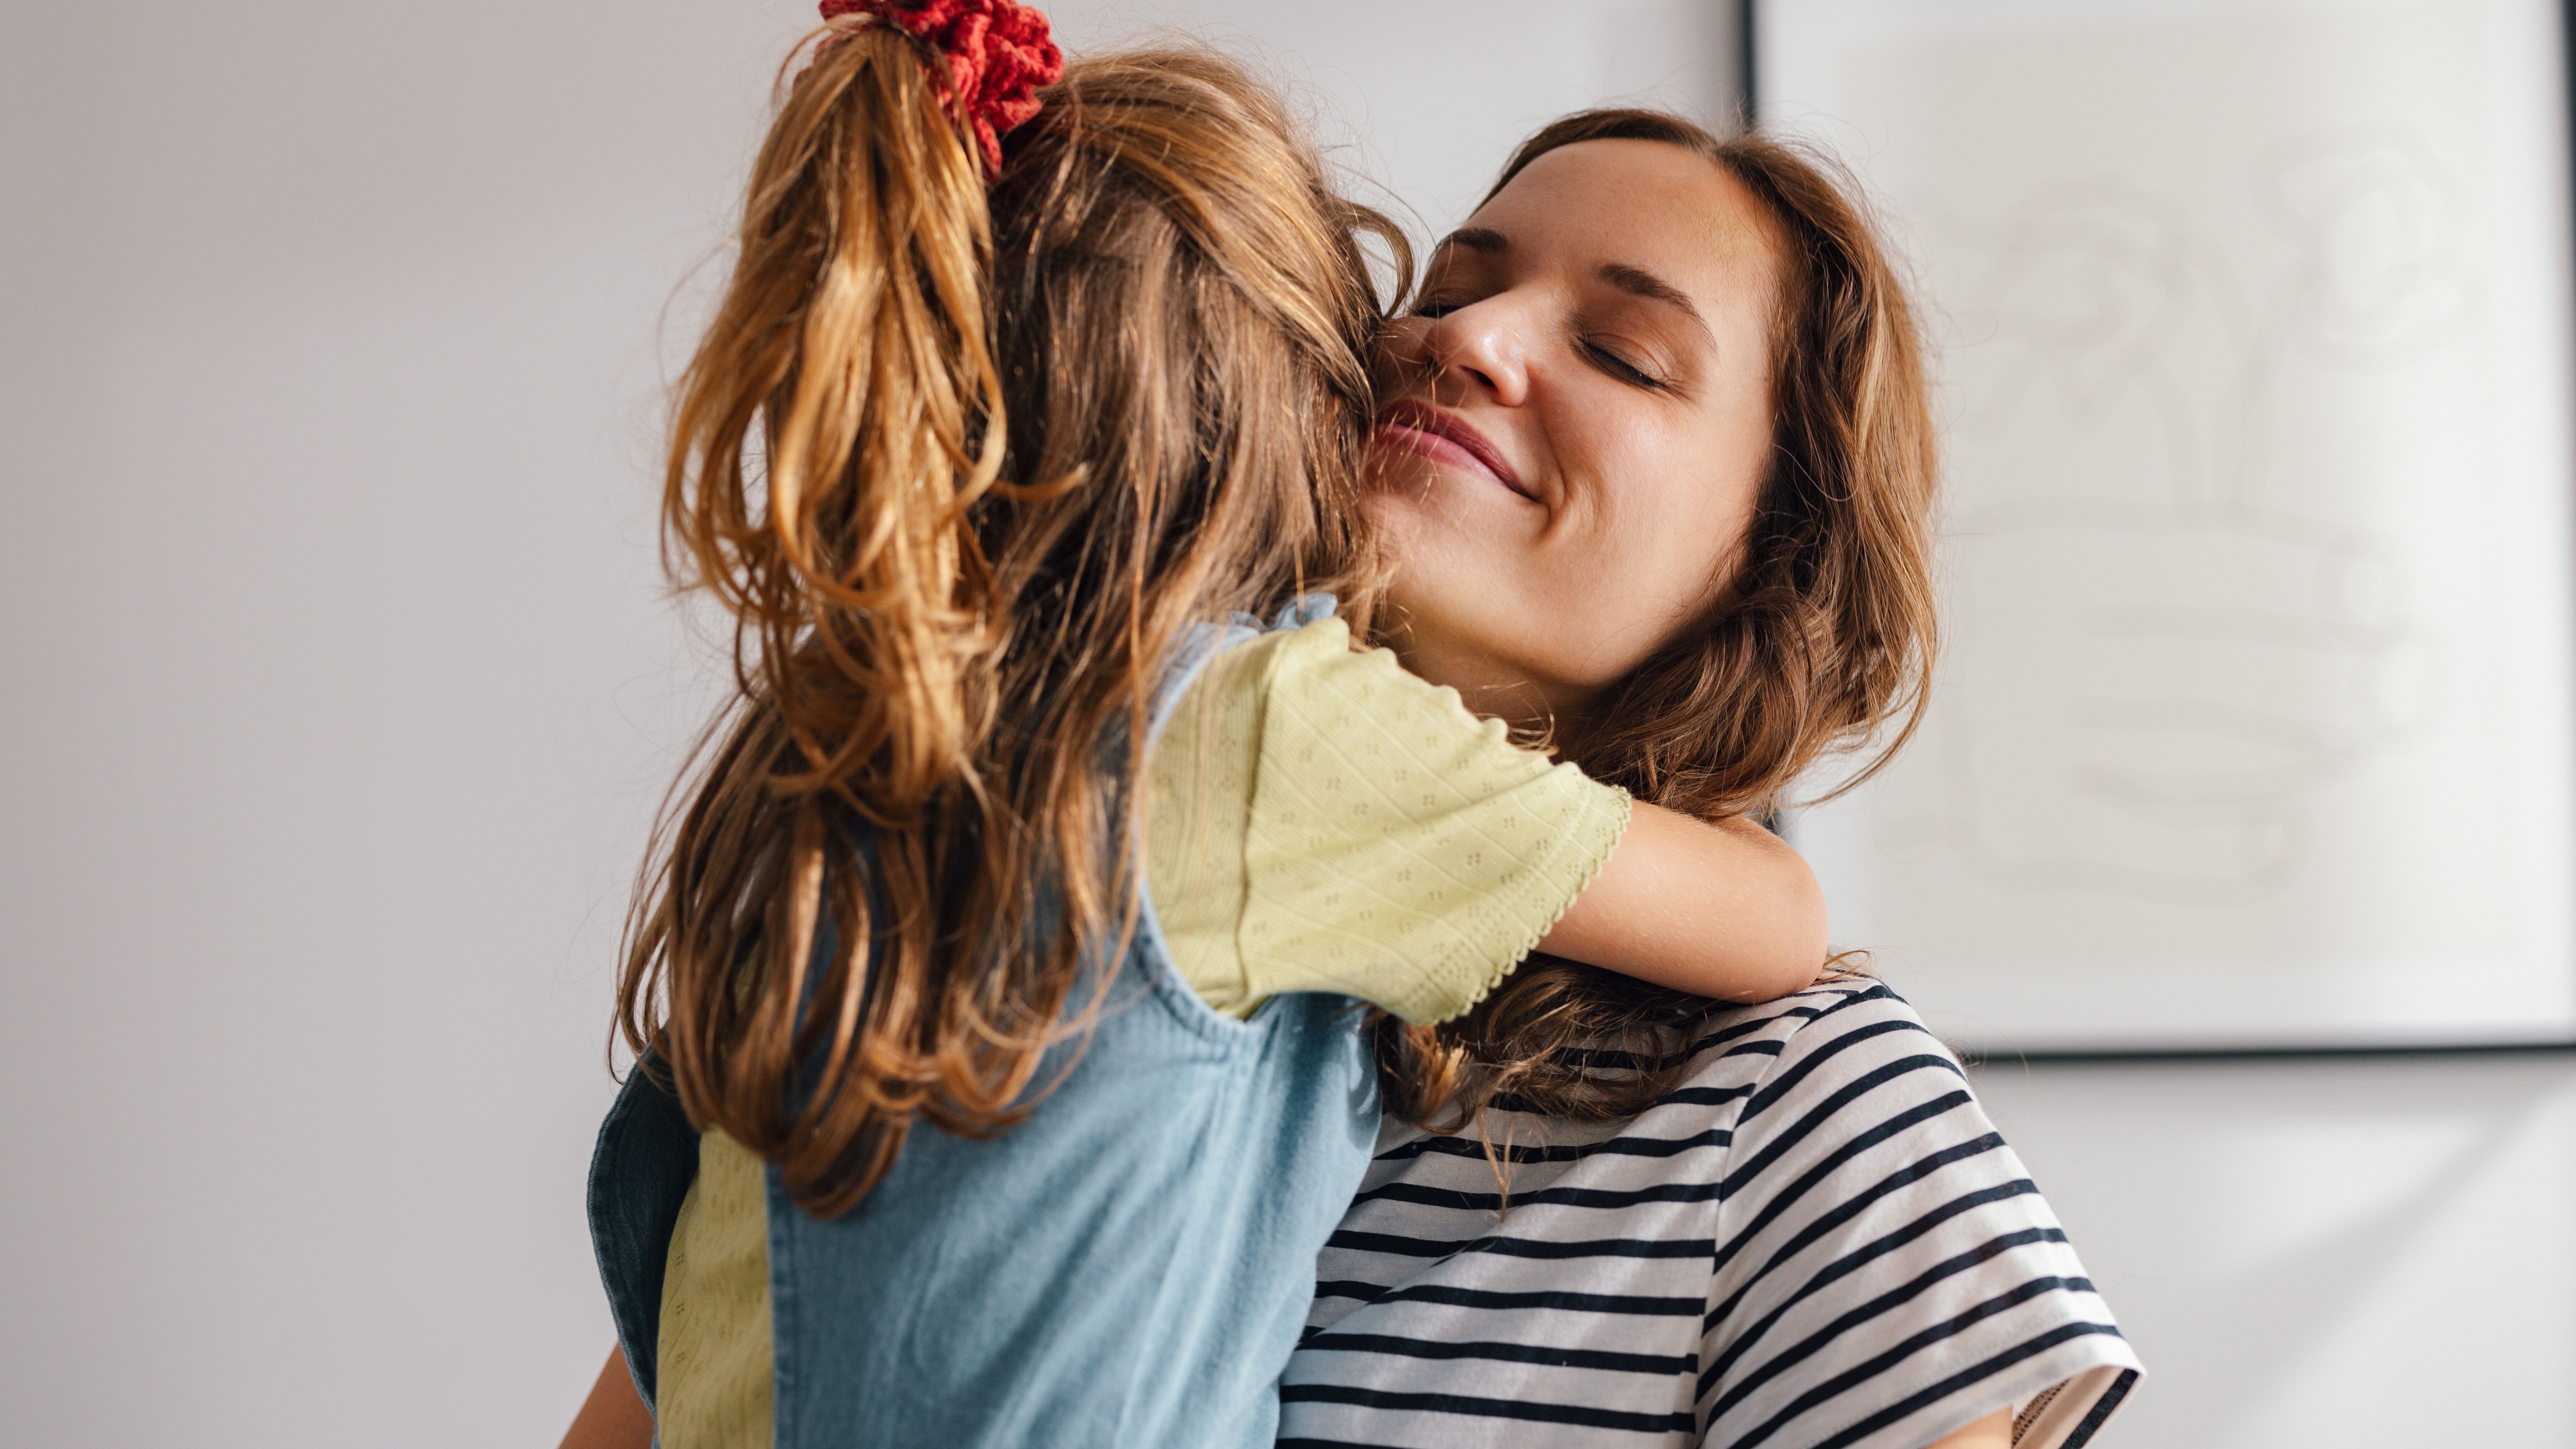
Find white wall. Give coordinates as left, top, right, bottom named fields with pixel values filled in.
left=2, top=2, right=2568, bottom=1446
left=1972, top=1051, right=2576, bottom=1445
left=1050, top=0, right=1737, bottom=250
left=2, top=5, right=789, bottom=1444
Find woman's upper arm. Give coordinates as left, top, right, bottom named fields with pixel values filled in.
left=1696, top=987, right=2142, bottom=1448
left=1926, top=1407, right=2013, bottom=1449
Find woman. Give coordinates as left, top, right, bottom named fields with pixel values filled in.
left=1277, top=113, right=2142, bottom=1448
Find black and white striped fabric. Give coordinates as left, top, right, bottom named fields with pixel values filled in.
left=1279, top=981, right=2141, bottom=1449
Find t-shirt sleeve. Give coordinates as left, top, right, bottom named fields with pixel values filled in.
left=1241, top=617, right=1630, bottom=1023
left=1144, top=615, right=1630, bottom=1024
left=1699, top=984, right=2143, bottom=1449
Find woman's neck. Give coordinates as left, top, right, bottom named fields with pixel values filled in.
left=1388, top=627, right=1598, bottom=746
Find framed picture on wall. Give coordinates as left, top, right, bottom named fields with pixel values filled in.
left=1756, top=0, right=2576, bottom=1052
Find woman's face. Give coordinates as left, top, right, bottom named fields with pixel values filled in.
left=1367, top=138, right=1783, bottom=731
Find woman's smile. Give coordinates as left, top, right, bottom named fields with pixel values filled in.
left=1371, top=399, right=1532, bottom=499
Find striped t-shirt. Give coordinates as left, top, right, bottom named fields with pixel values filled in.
left=1280, top=980, right=2141, bottom=1449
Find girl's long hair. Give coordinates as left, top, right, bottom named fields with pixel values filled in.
left=618, top=31, right=1405, bottom=1218
left=1378, top=111, right=1940, bottom=1130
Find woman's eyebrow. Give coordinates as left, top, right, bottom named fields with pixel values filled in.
left=1440, top=226, right=1510, bottom=254
left=1600, top=262, right=1712, bottom=336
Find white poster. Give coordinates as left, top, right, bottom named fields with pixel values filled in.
left=1760, top=0, right=2576, bottom=1049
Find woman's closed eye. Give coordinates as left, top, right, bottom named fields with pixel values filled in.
left=1581, top=336, right=1672, bottom=391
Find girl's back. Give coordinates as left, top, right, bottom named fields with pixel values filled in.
left=601, top=757, right=1378, bottom=1447
left=591, top=14, right=1405, bottom=1447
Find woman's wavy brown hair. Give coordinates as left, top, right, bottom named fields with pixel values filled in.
left=616, top=30, right=1405, bottom=1217
left=1378, top=110, right=1940, bottom=1131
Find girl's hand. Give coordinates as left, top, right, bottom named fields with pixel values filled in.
left=559, top=1345, right=653, bottom=1449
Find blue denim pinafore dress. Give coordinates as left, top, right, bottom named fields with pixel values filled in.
left=586, top=599, right=1378, bottom=1448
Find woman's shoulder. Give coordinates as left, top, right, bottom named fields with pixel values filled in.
left=1699, top=971, right=1942, bottom=1037
left=1293, top=975, right=2142, bottom=1449
left=1330, top=980, right=1952, bottom=1246
left=1675, top=974, right=1962, bottom=1101
left=1687, top=977, right=2144, bottom=1449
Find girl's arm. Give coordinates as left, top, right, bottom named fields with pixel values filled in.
left=1536, top=803, right=1829, bottom=1003
left=558, top=1345, right=653, bottom=1449
left=1168, top=620, right=1830, bottom=1023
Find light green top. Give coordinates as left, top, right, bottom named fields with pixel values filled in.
left=652, top=616, right=1630, bottom=1448
left=654, top=1130, right=774, bottom=1449
left=1146, top=615, right=1630, bottom=1022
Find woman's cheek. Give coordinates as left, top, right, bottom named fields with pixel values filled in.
left=1361, top=490, right=1455, bottom=584
left=1381, top=509, right=1486, bottom=620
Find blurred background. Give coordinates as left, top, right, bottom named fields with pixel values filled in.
left=1, top=2, right=2568, bottom=1444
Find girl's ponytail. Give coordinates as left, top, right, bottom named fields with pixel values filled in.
left=669, top=16, right=1019, bottom=813
left=629, top=7, right=1065, bottom=1213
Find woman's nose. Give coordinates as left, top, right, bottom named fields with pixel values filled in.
left=1425, top=300, right=1531, bottom=407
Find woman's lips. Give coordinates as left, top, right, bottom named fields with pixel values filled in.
left=1372, top=400, right=1529, bottom=498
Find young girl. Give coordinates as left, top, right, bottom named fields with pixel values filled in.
left=571, top=6, right=1829, bottom=1447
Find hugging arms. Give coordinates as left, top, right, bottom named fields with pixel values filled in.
left=567, top=7, right=2136, bottom=1447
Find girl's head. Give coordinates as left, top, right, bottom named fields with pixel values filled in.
left=1372, top=110, right=1940, bottom=1124
left=1371, top=110, right=1939, bottom=820
left=625, top=17, right=1405, bottom=1214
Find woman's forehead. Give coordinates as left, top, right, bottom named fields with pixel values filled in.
left=1462, top=139, right=1779, bottom=304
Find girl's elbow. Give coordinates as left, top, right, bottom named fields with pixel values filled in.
left=1712, top=931, right=1831, bottom=1004
left=1749, top=949, right=1828, bottom=1003
left=1769, top=883, right=1834, bottom=997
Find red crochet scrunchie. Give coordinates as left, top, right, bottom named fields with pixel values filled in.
left=816, top=0, right=1064, bottom=174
